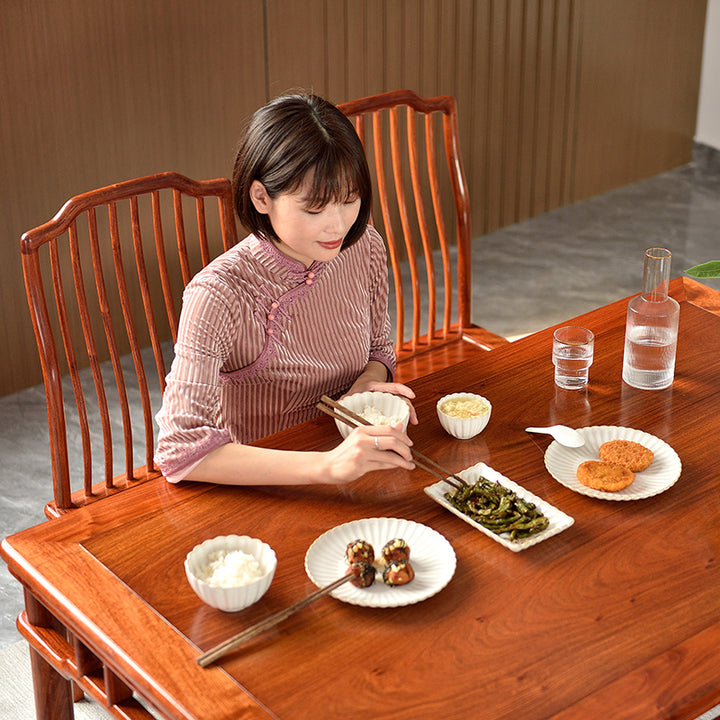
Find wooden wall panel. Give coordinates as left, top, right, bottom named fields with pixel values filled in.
left=266, top=0, right=326, bottom=97
left=0, top=0, right=266, bottom=396
left=573, top=0, right=707, bottom=199
left=1, top=0, right=707, bottom=396
left=467, top=2, right=492, bottom=237
left=460, top=1, right=580, bottom=234
left=401, top=2, right=424, bottom=95
left=503, top=1, right=524, bottom=225
left=325, top=1, right=348, bottom=99
left=484, top=1, right=510, bottom=233
left=633, top=2, right=707, bottom=176
left=515, top=0, right=542, bottom=222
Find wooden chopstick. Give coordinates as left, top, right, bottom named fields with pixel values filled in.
left=197, top=573, right=355, bottom=667
left=320, top=394, right=373, bottom=427
left=317, top=395, right=467, bottom=490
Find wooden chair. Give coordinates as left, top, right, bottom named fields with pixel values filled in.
left=21, top=171, right=238, bottom=518
left=339, top=90, right=508, bottom=381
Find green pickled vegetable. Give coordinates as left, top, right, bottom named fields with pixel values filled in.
left=445, top=477, right=549, bottom=540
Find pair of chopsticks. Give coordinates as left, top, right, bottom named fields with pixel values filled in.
left=316, top=394, right=467, bottom=490
left=197, top=572, right=355, bottom=667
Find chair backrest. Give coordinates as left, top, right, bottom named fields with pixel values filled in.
left=339, top=90, right=475, bottom=360
left=21, top=172, right=238, bottom=515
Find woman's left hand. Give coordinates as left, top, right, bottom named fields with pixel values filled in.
left=344, top=373, right=418, bottom=425
left=365, top=381, right=417, bottom=425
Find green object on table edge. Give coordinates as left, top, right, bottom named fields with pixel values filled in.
left=686, top=261, right=720, bottom=278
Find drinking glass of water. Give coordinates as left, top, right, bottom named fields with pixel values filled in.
left=552, top=326, right=594, bottom=390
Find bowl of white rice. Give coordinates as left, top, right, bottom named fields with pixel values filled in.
left=185, top=535, right=277, bottom=612
left=333, top=391, right=410, bottom=439
left=436, top=392, right=492, bottom=439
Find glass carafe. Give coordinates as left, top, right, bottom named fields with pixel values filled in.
left=621, top=247, right=680, bottom=390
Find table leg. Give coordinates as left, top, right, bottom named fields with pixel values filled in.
left=24, top=591, right=74, bottom=720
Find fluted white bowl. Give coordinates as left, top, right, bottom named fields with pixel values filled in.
left=436, top=393, right=492, bottom=440
left=334, top=391, right=411, bottom=439
left=185, top=535, right=276, bottom=612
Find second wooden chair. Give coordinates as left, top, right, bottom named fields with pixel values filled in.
left=339, top=89, right=508, bottom=381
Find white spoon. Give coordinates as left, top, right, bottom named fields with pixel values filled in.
left=525, top=425, right=585, bottom=448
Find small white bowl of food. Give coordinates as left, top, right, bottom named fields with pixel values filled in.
left=436, top=392, right=492, bottom=440
left=185, top=535, right=277, bottom=612
left=333, top=391, right=411, bottom=439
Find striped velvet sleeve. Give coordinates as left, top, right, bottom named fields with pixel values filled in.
left=154, top=278, right=238, bottom=480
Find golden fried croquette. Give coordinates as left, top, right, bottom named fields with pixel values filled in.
left=576, top=460, right=635, bottom=492
left=598, top=440, right=654, bottom=472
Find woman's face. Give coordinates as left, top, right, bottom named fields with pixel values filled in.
left=249, top=177, right=361, bottom=267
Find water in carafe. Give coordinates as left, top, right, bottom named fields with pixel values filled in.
left=621, top=248, right=679, bottom=390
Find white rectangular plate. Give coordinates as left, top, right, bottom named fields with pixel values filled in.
left=424, top=462, right=574, bottom=552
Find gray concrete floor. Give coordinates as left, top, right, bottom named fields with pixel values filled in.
left=1, top=144, right=719, bottom=649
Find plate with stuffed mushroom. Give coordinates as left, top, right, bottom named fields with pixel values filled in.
left=304, top=517, right=456, bottom=608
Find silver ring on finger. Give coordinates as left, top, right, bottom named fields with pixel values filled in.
left=374, top=436, right=380, bottom=450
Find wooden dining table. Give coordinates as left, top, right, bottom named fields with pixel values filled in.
left=3, top=277, right=720, bottom=720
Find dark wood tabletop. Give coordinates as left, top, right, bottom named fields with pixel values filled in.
left=4, top=278, right=720, bottom=720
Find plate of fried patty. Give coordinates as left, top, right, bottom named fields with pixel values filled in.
left=544, top=426, right=682, bottom=500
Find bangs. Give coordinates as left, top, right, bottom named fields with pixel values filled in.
left=297, top=155, right=364, bottom=209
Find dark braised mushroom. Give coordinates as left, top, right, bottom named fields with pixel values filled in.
left=346, top=539, right=375, bottom=564
left=348, top=560, right=376, bottom=588
left=380, top=537, right=410, bottom=563
left=382, top=559, right=415, bottom=586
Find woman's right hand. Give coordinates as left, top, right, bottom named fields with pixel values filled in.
left=320, top=423, right=415, bottom=485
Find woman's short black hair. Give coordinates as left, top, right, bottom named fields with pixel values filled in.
left=232, top=93, right=372, bottom=249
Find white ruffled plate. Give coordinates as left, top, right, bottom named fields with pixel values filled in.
left=424, top=462, right=574, bottom=552
left=544, top=425, right=682, bottom=500
left=304, top=517, right=455, bottom=607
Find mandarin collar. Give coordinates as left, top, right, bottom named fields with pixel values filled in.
left=254, top=234, right=326, bottom=283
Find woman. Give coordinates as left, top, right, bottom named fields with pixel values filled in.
left=155, top=92, right=416, bottom=486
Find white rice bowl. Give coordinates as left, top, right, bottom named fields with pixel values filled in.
left=334, top=391, right=411, bottom=439
left=185, top=535, right=276, bottom=612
